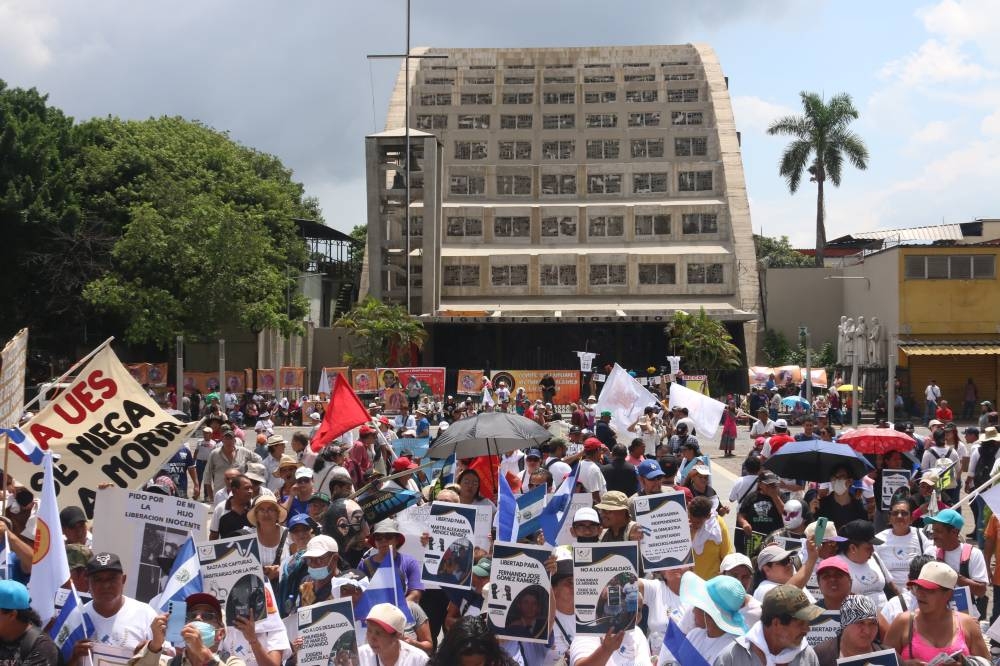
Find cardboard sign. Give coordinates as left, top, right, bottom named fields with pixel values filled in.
left=92, top=488, right=208, bottom=603
left=950, top=585, right=979, bottom=618
left=351, top=368, right=377, bottom=393
left=422, top=501, right=491, bottom=590
left=491, top=369, right=582, bottom=405
left=198, top=535, right=270, bottom=628
left=16, top=346, right=199, bottom=516
left=488, top=541, right=552, bottom=643
left=632, top=491, right=692, bottom=572
left=881, top=470, right=910, bottom=511
left=296, top=600, right=358, bottom=666
left=573, top=542, right=640, bottom=635
left=0, top=328, right=26, bottom=427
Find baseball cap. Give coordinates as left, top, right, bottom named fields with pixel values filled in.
left=595, top=491, right=629, bottom=511
left=691, top=464, right=711, bottom=476
left=573, top=507, right=600, bottom=524
left=525, top=448, right=542, bottom=459
left=287, top=514, right=317, bottom=532
left=309, top=412, right=321, bottom=421
left=804, top=520, right=847, bottom=543
left=720, top=553, right=753, bottom=573
left=774, top=418, right=789, bottom=429
left=816, top=557, right=850, bottom=576
left=359, top=425, right=376, bottom=437
left=366, top=603, right=406, bottom=635
left=839, top=520, right=884, bottom=545
left=600, top=410, right=612, bottom=417
left=637, top=459, right=665, bottom=479
left=60, top=505, right=87, bottom=529
left=756, top=544, right=794, bottom=568
left=928, top=419, right=943, bottom=428
left=919, top=470, right=940, bottom=486
left=761, top=584, right=824, bottom=622
left=302, top=535, right=339, bottom=558
left=66, top=543, right=93, bottom=570
left=203, top=427, right=213, bottom=434
left=583, top=437, right=603, bottom=452
left=391, top=457, right=419, bottom=473
left=295, top=467, right=314, bottom=481
left=0, top=581, right=30, bottom=610
left=569, top=426, right=581, bottom=434
left=438, top=421, right=450, bottom=431
left=926, top=508, right=964, bottom=531
left=964, top=426, right=980, bottom=436
left=472, top=558, right=492, bottom=577
left=185, top=592, right=223, bottom=622
left=87, top=552, right=124, bottom=575
left=368, top=402, right=379, bottom=409
left=910, top=561, right=958, bottom=590
left=308, top=492, right=332, bottom=505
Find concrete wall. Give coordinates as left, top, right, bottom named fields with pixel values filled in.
left=843, top=250, right=900, bottom=337
left=761, top=267, right=843, bottom=350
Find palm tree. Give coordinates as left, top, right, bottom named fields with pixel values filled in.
left=767, top=92, right=870, bottom=267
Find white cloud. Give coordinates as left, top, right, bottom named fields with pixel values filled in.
left=731, top=95, right=795, bottom=135
left=910, top=120, right=954, bottom=145
left=918, top=0, right=1000, bottom=61
left=982, top=110, right=1000, bottom=136
left=879, top=38, right=993, bottom=86
left=0, top=1, right=56, bottom=69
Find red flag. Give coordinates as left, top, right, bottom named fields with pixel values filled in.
left=310, top=373, right=370, bottom=452
left=468, top=455, right=500, bottom=502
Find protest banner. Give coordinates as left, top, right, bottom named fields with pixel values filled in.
left=456, top=369, right=483, bottom=395
left=596, top=364, right=659, bottom=437
left=556, top=494, right=593, bottom=546
left=382, top=388, right=406, bottom=415
left=742, top=531, right=767, bottom=558
left=393, top=437, right=430, bottom=459
left=0, top=328, right=27, bottom=428
left=488, top=541, right=551, bottom=643
left=491, top=370, right=581, bottom=405
left=378, top=367, right=447, bottom=397
left=806, top=610, right=840, bottom=646
left=573, top=541, right=640, bottom=635
left=224, top=371, right=245, bottom=394
left=835, top=647, right=899, bottom=665
left=92, top=488, right=208, bottom=603
left=126, top=363, right=149, bottom=386
left=357, top=485, right=419, bottom=526
left=147, top=363, right=168, bottom=387
left=279, top=366, right=305, bottom=391
left=15, top=346, right=198, bottom=516
left=296, top=599, right=359, bottom=666
left=632, top=491, right=692, bottom=571
left=256, top=369, right=277, bottom=393
left=422, top=501, right=490, bottom=590
left=881, top=469, right=910, bottom=511
left=198, top=535, right=273, bottom=629
left=771, top=535, right=806, bottom=555
left=90, top=643, right=133, bottom=666
left=319, top=367, right=349, bottom=395
left=351, top=368, right=377, bottom=393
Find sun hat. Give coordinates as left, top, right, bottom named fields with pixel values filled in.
left=679, top=571, right=747, bottom=635
left=573, top=507, right=600, bottom=525
left=756, top=544, right=794, bottom=568
left=910, top=561, right=958, bottom=590
left=979, top=426, right=1000, bottom=442
left=273, top=455, right=300, bottom=476
left=926, top=508, right=964, bottom=531
left=839, top=595, right=877, bottom=628
left=368, top=518, right=405, bottom=547
left=720, top=553, right=753, bottom=574
left=761, top=584, right=824, bottom=622
left=265, top=434, right=286, bottom=449
left=302, top=535, right=339, bottom=558
left=366, top=603, right=406, bottom=635
left=928, top=419, right=943, bottom=428
left=244, top=463, right=267, bottom=485
left=637, top=459, right=665, bottom=479
left=595, top=491, right=629, bottom=511
left=247, top=495, right=288, bottom=526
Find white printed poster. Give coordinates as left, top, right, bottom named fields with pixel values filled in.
left=92, top=488, right=207, bottom=603
left=573, top=542, right=640, bottom=635
left=395, top=502, right=433, bottom=563
left=632, top=491, right=691, bottom=571
left=807, top=610, right=840, bottom=647
left=198, top=535, right=272, bottom=628
left=297, top=599, right=359, bottom=666
left=556, top=494, right=593, bottom=546
left=421, top=501, right=490, bottom=590
left=881, top=469, right=910, bottom=511
left=488, top=541, right=551, bottom=644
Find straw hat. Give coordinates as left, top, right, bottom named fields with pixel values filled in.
left=247, top=495, right=288, bottom=526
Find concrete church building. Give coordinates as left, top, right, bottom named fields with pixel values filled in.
left=362, top=44, right=759, bottom=375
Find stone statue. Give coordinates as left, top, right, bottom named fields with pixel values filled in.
left=854, top=316, right=868, bottom=367
left=869, top=316, right=883, bottom=366
left=842, top=317, right=856, bottom=364
left=836, top=315, right=848, bottom=365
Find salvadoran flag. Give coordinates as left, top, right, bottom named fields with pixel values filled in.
left=496, top=472, right=518, bottom=542
left=516, top=483, right=547, bottom=540
left=539, top=462, right=581, bottom=546
left=29, top=452, right=70, bottom=624
left=354, top=547, right=415, bottom=624
left=49, top=584, right=93, bottom=664
left=662, top=617, right=710, bottom=666
left=1, top=427, right=44, bottom=465
left=149, top=534, right=202, bottom=612
left=440, top=452, right=456, bottom=485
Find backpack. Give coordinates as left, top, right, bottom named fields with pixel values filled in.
left=936, top=544, right=975, bottom=594
left=975, top=443, right=999, bottom=487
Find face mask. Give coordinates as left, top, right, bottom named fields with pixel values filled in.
left=308, top=566, right=330, bottom=580
left=190, top=621, right=216, bottom=648
left=831, top=479, right=849, bottom=495
left=576, top=535, right=599, bottom=544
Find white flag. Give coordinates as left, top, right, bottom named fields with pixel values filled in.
left=596, top=364, right=659, bottom=437
left=669, top=382, right=726, bottom=439
left=29, top=452, right=71, bottom=624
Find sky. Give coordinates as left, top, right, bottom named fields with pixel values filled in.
left=3, top=0, right=1000, bottom=247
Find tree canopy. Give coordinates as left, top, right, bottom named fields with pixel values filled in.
left=0, top=79, right=320, bottom=353
left=754, top=234, right=813, bottom=268
left=665, top=309, right=742, bottom=388
left=767, top=92, right=869, bottom=266
left=334, top=296, right=427, bottom=367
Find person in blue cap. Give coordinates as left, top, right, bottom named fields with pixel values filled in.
left=0, top=579, right=59, bottom=664
left=925, top=508, right=989, bottom=617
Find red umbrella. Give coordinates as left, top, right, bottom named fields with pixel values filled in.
left=837, top=428, right=916, bottom=455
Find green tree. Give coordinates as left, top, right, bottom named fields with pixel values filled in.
left=767, top=92, right=870, bottom=267
left=334, top=296, right=427, bottom=367
left=754, top=234, right=812, bottom=268
left=666, top=309, right=742, bottom=390
left=760, top=328, right=793, bottom=366
left=348, top=224, right=366, bottom=276
left=80, top=116, right=315, bottom=347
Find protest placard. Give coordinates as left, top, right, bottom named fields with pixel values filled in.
left=950, top=585, right=978, bottom=618
left=488, top=541, right=551, bottom=643
left=835, top=647, right=900, bottom=665
left=198, top=535, right=270, bottom=628
left=806, top=610, right=840, bottom=647
left=296, top=599, right=359, bottom=666
left=573, top=541, right=640, bottom=635
left=556, top=494, right=593, bottom=546
left=742, top=531, right=767, bottom=558
left=14, top=346, right=199, bottom=516
left=396, top=502, right=433, bottom=563
left=881, top=469, right=910, bottom=511
left=91, top=643, right=133, bottom=666
left=422, top=501, right=489, bottom=590
left=92, top=488, right=208, bottom=603
left=0, top=328, right=27, bottom=428
left=632, top=491, right=691, bottom=571
left=771, top=536, right=806, bottom=558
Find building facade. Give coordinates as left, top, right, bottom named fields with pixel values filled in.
left=363, top=45, right=758, bottom=380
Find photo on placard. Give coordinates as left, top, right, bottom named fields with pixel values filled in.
left=597, top=571, right=639, bottom=633
left=438, top=537, right=474, bottom=587
left=135, top=523, right=189, bottom=602
left=226, top=573, right=267, bottom=622
left=502, top=584, right=549, bottom=640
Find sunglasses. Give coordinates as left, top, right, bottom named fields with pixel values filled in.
left=185, top=610, right=220, bottom=623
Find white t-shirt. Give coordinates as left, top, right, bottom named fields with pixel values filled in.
left=570, top=627, right=650, bottom=666
left=875, top=528, right=926, bottom=587
left=84, top=596, right=159, bottom=650
left=749, top=420, right=775, bottom=438
left=659, top=627, right=734, bottom=666
left=881, top=588, right=917, bottom=625
left=358, top=641, right=429, bottom=666
left=219, top=626, right=291, bottom=666
left=754, top=580, right=816, bottom=604
left=926, top=384, right=941, bottom=401
left=543, top=610, right=576, bottom=666
left=577, top=460, right=607, bottom=494
left=729, top=476, right=758, bottom=503
left=925, top=543, right=989, bottom=584
left=845, top=557, right=887, bottom=607
left=546, top=459, right=573, bottom=490
left=500, top=450, right=526, bottom=482
left=641, top=578, right=684, bottom=641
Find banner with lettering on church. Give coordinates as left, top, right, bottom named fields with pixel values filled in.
left=490, top=370, right=581, bottom=405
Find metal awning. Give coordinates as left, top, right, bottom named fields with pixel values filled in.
left=900, top=343, right=1000, bottom=356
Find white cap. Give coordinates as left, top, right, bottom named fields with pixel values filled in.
left=302, top=535, right=339, bottom=558
left=438, top=421, right=450, bottom=431
left=366, top=603, right=406, bottom=635
left=720, top=553, right=753, bottom=573
left=309, top=412, right=321, bottom=420
left=573, top=507, right=600, bottom=524
left=295, top=467, right=314, bottom=480
left=774, top=418, right=789, bottom=429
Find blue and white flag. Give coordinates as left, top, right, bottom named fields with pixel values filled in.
left=29, top=451, right=70, bottom=624
left=354, top=547, right=415, bottom=624
left=1, top=427, right=44, bottom=465
left=516, top=483, right=546, bottom=540
left=440, top=452, right=456, bottom=485
left=539, top=462, right=581, bottom=546
left=49, top=585, right=93, bottom=664
left=663, top=617, right=710, bottom=666
left=150, top=534, right=202, bottom=612
left=496, top=472, right=518, bottom=542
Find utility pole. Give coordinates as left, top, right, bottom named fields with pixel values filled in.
left=887, top=332, right=897, bottom=423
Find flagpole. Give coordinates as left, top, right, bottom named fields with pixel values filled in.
left=349, top=459, right=438, bottom=499
left=950, top=467, right=1000, bottom=510
left=20, top=336, right=116, bottom=415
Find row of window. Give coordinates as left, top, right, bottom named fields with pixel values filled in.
left=420, top=90, right=700, bottom=106
left=447, top=170, right=714, bottom=196
left=903, top=255, right=996, bottom=280
left=421, top=69, right=700, bottom=84
left=442, top=262, right=724, bottom=287
left=427, top=61, right=692, bottom=71
left=453, top=137, right=708, bottom=161
left=416, top=111, right=705, bottom=130
left=444, top=212, right=719, bottom=238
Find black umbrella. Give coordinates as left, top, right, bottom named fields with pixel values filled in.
left=427, top=412, right=553, bottom=459
left=763, top=439, right=872, bottom=482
